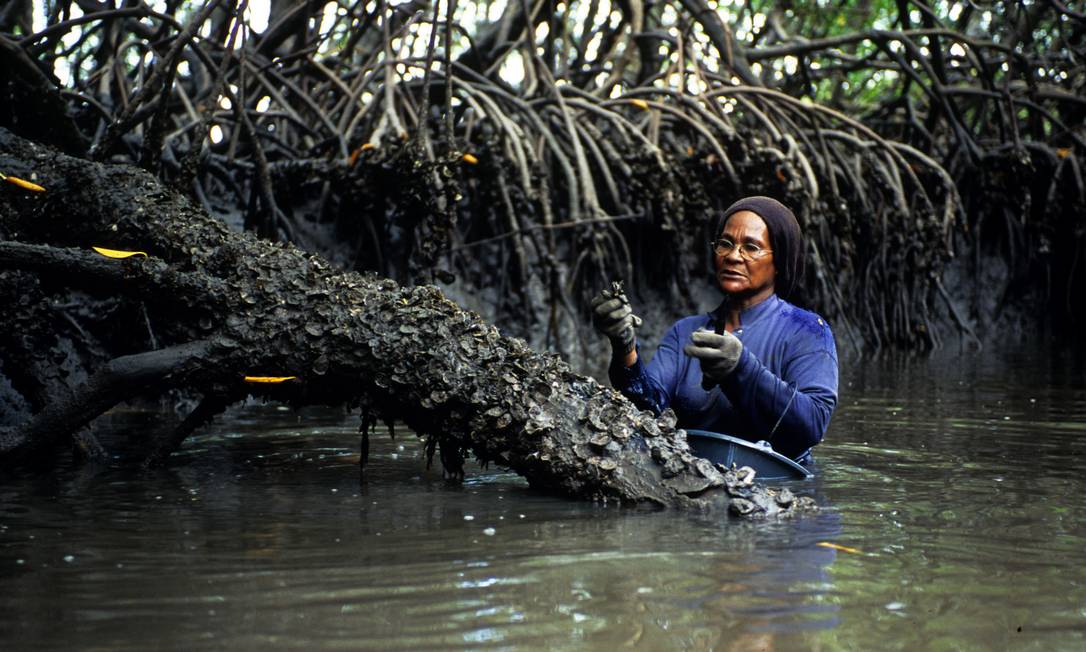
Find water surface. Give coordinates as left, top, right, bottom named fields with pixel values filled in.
left=2, top=348, right=1085, bottom=650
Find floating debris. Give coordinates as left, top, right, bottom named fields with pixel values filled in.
left=817, top=542, right=863, bottom=555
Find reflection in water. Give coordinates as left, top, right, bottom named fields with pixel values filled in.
left=1, top=347, right=1085, bottom=650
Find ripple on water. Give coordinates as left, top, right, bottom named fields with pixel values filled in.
left=3, top=354, right=1086, bottom=650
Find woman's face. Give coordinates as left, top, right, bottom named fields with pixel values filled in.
left=714, top=210, right=776, bottom=301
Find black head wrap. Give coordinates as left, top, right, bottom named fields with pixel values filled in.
left=712, top=196, right=805, bottom=301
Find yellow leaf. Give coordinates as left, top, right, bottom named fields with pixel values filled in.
left=1056, top=147, right=1072, bottom=159
left=462, top=153, right=479, bottom=165
left=817, top=541, right=863, bottom=554
left=631, top=99, right=649, bottom=110
left=92, top=246, right=148, bottom=259
left=243, top=376, right=298, bottom=383
left=2, top=173, right=46, bottom=192
left=349, top=143, right=377, bottom=166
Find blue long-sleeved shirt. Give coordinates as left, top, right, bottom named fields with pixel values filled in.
left=609, top=294, right=838, bottom=462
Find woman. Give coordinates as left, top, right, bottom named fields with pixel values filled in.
left=592, top=196, right=838, bottom=463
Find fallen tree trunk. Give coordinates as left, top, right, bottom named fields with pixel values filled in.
left=0, top=128, right=812, bottom=517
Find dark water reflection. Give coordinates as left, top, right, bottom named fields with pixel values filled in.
left=2, top=347, right=1085, bottom=650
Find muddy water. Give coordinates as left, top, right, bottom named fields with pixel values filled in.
left=2, top=348, right=1085, bottom=650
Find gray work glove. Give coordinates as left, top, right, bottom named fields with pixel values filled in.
left=590, top=282, right=642, bottom=355
left=684, top=329, right=743, bottom=389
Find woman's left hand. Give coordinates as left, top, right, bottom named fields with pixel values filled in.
left=684, top=329, right=743, bottom=388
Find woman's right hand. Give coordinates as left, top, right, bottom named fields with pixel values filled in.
left=590, top=285, right=642, bottom=355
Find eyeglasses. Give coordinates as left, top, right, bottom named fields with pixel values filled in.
left=710, top=238, right=773, bottom=261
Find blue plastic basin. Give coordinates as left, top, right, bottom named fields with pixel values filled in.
left=685, top=429, right=812, bottom=481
